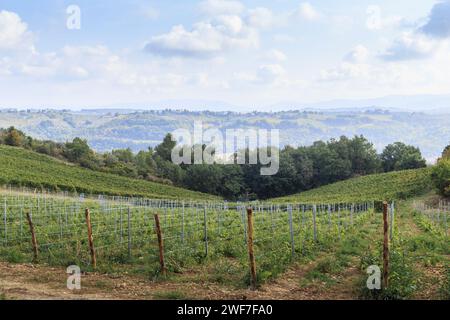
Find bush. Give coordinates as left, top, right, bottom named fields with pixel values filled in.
left=431, top=159, right=450, bottom=197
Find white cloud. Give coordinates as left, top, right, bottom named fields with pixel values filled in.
left=235, top=64, right=290, bottom=87
left=216, top=15, right=243, bottom=34
left=380, top=32, right=438, bottom=61
left=366, top=5, right=404, bottom=31
left=145, top=1, right=322, bottom=59
left=319, top=39, right=450, bottom=94
left=344, top=45, right=369, bottom=63
left=257, top=64, right=286, bottom=82
left=247, top=7, right=274, bottom=29
left=199, top=0, right=244, bottom=16
left=273, top=34, right=296, bottom=43
left=320, top=62, right=370, bottom=82
left=0, top=10, right=33, bottom=51
left=144, top=16, right=258, bottom=58
left=267, top=49, right=287, bottom=62
left=296, top=2, right=321, bottom=21
left=379, top=2, right=450, bottom=61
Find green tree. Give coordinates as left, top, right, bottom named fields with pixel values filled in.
left=217, top=165, right=245, bottom=199
left=154, top=133, right=176, bottom=162
left=154, top=156, right=185, bottom=185
left=441, top=145, right=450, bottom=160
left=4, top=127, right=25, bottom=147
left=381, top=142, right=427, bottom=172
left=134, top=149, right=157, bottom=177
left=347, top=135, right=381, bottom=175
left=112, top=148, right=134, bottom=163
left=183, top=164, right=224, bottom=195
left=64, top=138, right=98, bottom=169
left=431, top=159, right=450, bottom=197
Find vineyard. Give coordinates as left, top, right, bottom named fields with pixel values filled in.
left=413, top=200, right=449, bottom=236
left=0, top=190, right=377, bottom=286
left=0, top=159, right=447, bottom=299
left=0, top=145, right=218, bottom=200
left=273, top=168, right=433, bottom=203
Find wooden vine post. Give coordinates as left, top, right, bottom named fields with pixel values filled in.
left=246, top=207, right=257, bottom=290
left=85, top=208, right=97, bottom=269
left=154, top=214, right=166, bottom=275
left=25, top=212, right=38, bottom=263
left=382, top=201, right=389, bottom=289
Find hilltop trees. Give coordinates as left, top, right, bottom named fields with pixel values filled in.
left=381, top=142, right=427, bottom=172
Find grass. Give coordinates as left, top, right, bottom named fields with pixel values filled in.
left=271, top=168, right=432, bottom=204
left=440, top=266, right=450, bottom=299
left=304, top=256, right=349, bottom=285
left=0, top=145, right=219, bottom=200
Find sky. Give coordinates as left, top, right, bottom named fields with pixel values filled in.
left=0, top=0, right=450, bottom=110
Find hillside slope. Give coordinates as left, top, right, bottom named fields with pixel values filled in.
left=271, top=168, right=433, bottom=203
left=0, top=145, right=219, bottom=200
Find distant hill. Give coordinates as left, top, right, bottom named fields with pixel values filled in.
left=0, top=108, right=449, bottom=161
left=0, top=145, right=219, bottom=200
left=271, top=168, right=432, bottom=204
left=299, top=94, right=450, bottom=114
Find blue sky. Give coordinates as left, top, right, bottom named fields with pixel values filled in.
left=0, top=0, right=449, bottom=110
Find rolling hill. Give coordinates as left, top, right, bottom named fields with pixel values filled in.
left=0, top=145, right=219, bottom=200
left=1, top=108, right=449, bottom=161
left=271, top=167, right=433, bottom=203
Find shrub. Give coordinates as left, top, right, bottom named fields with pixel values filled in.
left=431, top=159, right=450, bottom=197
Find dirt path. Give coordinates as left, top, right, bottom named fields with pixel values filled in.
left=0, top=259, right=363, bottom=300
left=0, top=261, right=357, bottom=300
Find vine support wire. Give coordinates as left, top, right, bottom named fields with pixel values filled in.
left=390, top=202, right=395, bottom=241
left=181, top=201, right=185, bottom=244
left=3, top=198, right=7, bottom=245
left=241, top=206, right=247, bottom=244
left=203, top=206, right=208, bottom=257
left=288, top=205, right=295, bottom=258
left=350, top=204, right=354, bottom=226
left=445, top=207, right=448, bottom=237
left=120, top=207, right=123, bottom=245
left=128, top=207, right=132, bottom=258
left=327, top=204, right=332, bottom=231
left=337, top=205, right=341, bottom=240
left=312, top=205, right=317, bottom=242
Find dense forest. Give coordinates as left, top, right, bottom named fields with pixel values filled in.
left=0, top=126, right=430, bottom=200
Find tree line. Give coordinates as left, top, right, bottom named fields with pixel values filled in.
left=0, top=127, right=428, bottom=200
